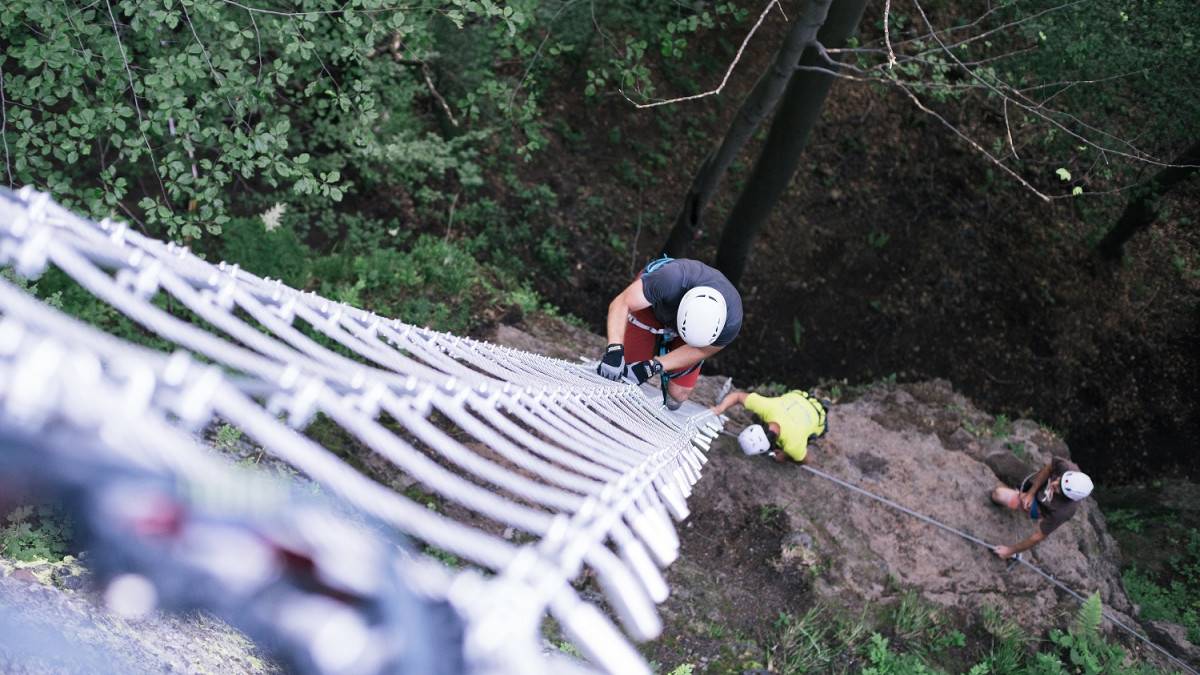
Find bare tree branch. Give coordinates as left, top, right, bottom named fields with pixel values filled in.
left=0, top=64, right=12, bottom=188
left=622, top=0, right=787, bottom=109
left=907, top=0, right=1187, bottom=168
left=1004, top=98, right=1019, bottom=159
left=367, top=32, right=460, bottom=127
left=893, top=78, right=1052, bottom=201
left=103, top=0, right=171, bottom=210
left=883, top=0, right=898, bottom=69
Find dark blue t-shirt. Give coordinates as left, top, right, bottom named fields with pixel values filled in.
left=641, top=259, right=743, bottom=346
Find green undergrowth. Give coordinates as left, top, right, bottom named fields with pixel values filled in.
left=1, top=504, right=74, bottom=563
left=1100, top=491, right=1200, bottom=647
left=652, top=590, right=1175, bottom=674
left=1121, top=528, right=1200, bottom=645
left=5, top=207, right=578, bottom=348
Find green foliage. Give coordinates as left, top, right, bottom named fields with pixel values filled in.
left=861, top=633, right=936, bottom=675
left=1, top=504, right=74, bottom=562
left=215, top=423, right=243, bottom=450
left=889, top=591, right=967, bottom=656
left=766, top=606, right=870, bottom=673
left=423, top=545, right=461, bottom=568
left=5, top=265, right=175, bottom=351
left=990, top=414, right=1014, bottom=438
left=1007, top=440, right=1030, bottom=462
left=665, top=663, right=694, bottom=675
left=761, top=596, right=1171, bottom=675
left=756, top=382, right=791, bottom=397
left=974, top=605, right=1031, bottom=674
left=311, top=235, right=497, bottom=334
left=555, top=640, right=582, bottom=659
left=1006, top=0, right=1200, bottom=189
left=1123, top=528, right=1200, bottom=644
left=1046, top=593, right=1129, bottom=675
left=759, top=503, right=785, bottom=525
left=1105, top=508, right=1145, bottom=534
left=0, top=0, right=550, bottom=244
left=217, top=216, right=311, bottom=288
left=867, top=230, right=891, bottom=250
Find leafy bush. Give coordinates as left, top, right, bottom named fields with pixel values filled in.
left=861, top=633, right=936, bottom=675
left=1003, top=0, right=1200, bottom=190
left=1046, top=593, right=1130, bottom=674
left=1123, top=529, right=1200, bottom=644
left=1, top=504, right=74, bottom=562
left=0, top=0, right=539, bottom=244
left=312, top=235, right=499, bottom=334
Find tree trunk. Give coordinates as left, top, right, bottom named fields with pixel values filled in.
left=713, top=0, right=869, bottom=286
left=661, top=0, right=834, bottom=258
left=1096, top=139, right=1200, bottom=260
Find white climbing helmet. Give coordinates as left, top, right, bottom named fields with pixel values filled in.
left=1061, top=471, right=1094, bottom=501
left=738, top=424, right=771, bottom=456
left=677, top=286, right=727, bottom=347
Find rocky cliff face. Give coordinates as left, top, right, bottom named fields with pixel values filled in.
left=486, top=317, right=1186, bottom=670
left=695, top=380, right=1131, bottom=633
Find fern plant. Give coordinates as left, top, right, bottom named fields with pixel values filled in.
left=1048, top=593, right=1127, bottom=675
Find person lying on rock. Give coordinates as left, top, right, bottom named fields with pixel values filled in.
left=595, top=256, right=742, bottom=410
left=990, top=457, right=1094, bottom=559
left=710, top=389, right=828, bottom=463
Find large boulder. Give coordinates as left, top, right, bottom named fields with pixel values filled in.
left=687, top=379, right=1132, bottom=638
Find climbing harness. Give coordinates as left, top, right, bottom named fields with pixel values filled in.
left=796, top=463, right=1199, bottom=675
left=626, top=312, right=676, bottom=341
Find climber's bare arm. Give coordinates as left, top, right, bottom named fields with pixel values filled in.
left=993, top=529, right=1046, bottom=559
left=605, top=280, right=650, bottom=345
left=658, top=344, right=721, bottom=372
left=710, top=390, right=749, bottom=416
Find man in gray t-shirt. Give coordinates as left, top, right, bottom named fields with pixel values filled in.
left=990, top=456, right=1093, bottom=558
left=595, top=257, right=743, bottom=407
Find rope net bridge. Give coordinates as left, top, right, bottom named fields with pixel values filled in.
left=0, top=186, right=724, bottom=675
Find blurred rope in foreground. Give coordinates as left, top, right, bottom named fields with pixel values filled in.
left=0, top=186, right=723, bottom=675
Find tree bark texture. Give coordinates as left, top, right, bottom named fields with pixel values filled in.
left=661, top=0, right=834, bottom=259
left=714, top=0, right=870, bottom=286
left=1097, top=139, right=1200, bottom=260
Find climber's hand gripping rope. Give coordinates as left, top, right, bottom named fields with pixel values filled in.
left=628, top=359, right=664, bottom=385
left=596, top=343, right=627, bottom=381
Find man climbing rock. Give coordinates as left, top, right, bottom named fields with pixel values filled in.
left=710, top=389, right=828, bottom=463
left=595, top=257, right=742, bottom=409
left=990, top=457, right=1094, bottom=559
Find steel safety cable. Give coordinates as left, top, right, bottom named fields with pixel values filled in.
left=799, top=464, right=1199, bottom=675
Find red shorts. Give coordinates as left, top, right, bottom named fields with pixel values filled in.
left=623, top=307, right=703, bottom=388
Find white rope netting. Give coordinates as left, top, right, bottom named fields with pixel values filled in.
left=0, top=186, right=723, bottom=675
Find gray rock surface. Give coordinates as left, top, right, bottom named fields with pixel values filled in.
left=696, top=379, right=1134, bottom=637
left=489, top=318, right=1141, bottom=643
left=0, top=558, right=278, bottom=673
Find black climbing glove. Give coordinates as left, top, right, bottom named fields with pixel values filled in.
left=596, top=344, right=626, bottom=381
left=629, top=359, right=664, bottom=385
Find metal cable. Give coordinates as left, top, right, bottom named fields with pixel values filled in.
left=798, top=464, right=1198, bottom=674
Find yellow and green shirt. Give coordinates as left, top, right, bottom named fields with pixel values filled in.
left=744, top=391, right=827, bottom=462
